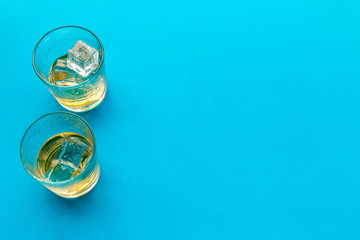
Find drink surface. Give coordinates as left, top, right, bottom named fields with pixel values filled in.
left=37, top=132, right=92, bottom=182
left=36, top=132, right=100, bottom=198
left=49, top=54, right=86, bottom=87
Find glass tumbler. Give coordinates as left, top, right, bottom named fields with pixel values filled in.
left=20, top=112, right=100, bottom=198
left=32, top=26, right=107, bottom=112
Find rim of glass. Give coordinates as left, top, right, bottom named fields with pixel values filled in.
left=19, top=111, right=97, bottom=184
left=32, top=25, right=104, bottom=89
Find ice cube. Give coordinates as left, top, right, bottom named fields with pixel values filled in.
left=57, top=137, right=93, bottom=168
left=44, top=137, right=93, bottom=182
left=44, top=159, right=80, bottom=182
left=67, top=40, right=99, bottom=77
left=49, top=55, right=84, bottom=86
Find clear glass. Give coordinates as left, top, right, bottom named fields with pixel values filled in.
left=33, top=26, right=107, bottom=112
left=20, top=112, right=100, bottom=199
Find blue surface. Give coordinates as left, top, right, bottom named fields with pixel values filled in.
left=1, top=0, right=360, bottom=239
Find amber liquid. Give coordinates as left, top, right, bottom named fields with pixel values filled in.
left=37, top=132, right=100, bottom=198
left=48, top=54, right=106, bottom=112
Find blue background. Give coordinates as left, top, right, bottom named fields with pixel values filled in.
left=1, top=0, right=360, bottom=239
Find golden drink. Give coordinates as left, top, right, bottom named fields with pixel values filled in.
left=48, top=51, right=106, bottom=112
left=36, top=132, right=100, bottom=198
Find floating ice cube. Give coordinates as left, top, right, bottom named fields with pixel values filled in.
left=57, top=137, right=92, bottom=167
left=44, top=159, right=80, bottom=182
left=67, top=40, right=99, bottom=77
left=44, top=137, right=93, bottom=182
